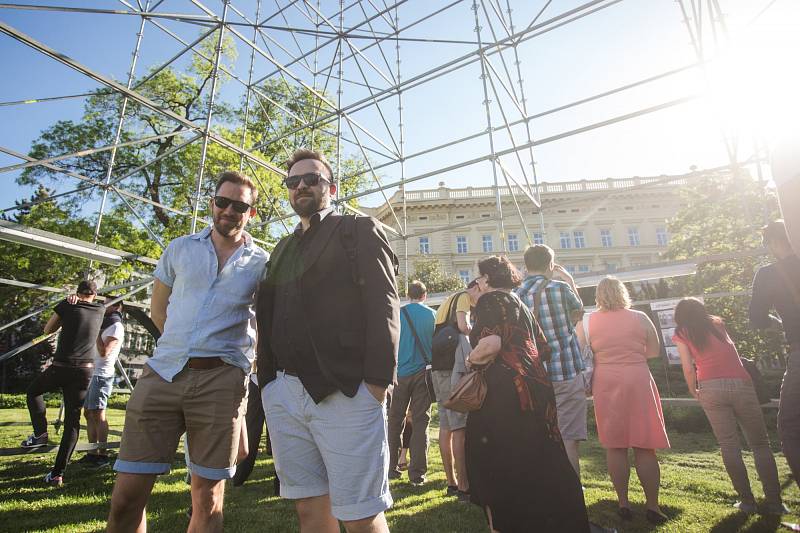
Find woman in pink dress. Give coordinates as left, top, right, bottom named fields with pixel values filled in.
left=576, top=277, right=670, bottom=524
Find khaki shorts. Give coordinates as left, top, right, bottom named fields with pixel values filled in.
left=552, top=374, right=588, bottom=441
left=432, top=370, right=467, bottom=431
left=114, top=363, right=248, bottom=480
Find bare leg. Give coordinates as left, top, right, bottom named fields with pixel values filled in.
left=343, top=512, right=389, bottom=533
left=606, top=448, right=630, bottom=509
left=188, top=475, right=226, bottom=533
left=84, top=409, right=98, bottom=455
left=563, top=439, right=581, bottom=480
left=295, top=495, right=339, bottom=533
left=439, top=426, right=455, bottom=487
left=633, top=448, right=662, bottom=512
left=107, top=472, right=157, bottom=533
left=96, top=410, right=109, bottom=456
left=451, top=428, right=468, bottom=492
left=485, top=506, right=499, bottom=533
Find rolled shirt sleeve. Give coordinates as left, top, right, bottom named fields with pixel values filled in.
left=153, top=240, right=178, bottom=287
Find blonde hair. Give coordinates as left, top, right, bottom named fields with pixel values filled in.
left=595, top=276, right=631, bottom=310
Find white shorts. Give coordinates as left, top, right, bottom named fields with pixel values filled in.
left=261, top=372, right=392, bottom=521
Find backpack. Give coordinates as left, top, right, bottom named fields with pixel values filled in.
left=431, top=292, right=466, bottom=370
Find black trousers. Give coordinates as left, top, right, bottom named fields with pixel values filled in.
left=26, top=364, right=93, bottom=477
left=233, top=379, right=268, bottom=486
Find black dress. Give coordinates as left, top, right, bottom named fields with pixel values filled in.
left=466, top=291, right=590, bottom=533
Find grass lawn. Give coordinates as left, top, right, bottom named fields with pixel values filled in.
left=1, top=405, right=799, bottom=532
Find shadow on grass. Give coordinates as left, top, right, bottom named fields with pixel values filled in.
left=709, top=511, right=780, bottom=533
left=586, top=498, right=683, bottom=532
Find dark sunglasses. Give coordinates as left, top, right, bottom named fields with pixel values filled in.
left=213, top=195, right=252, bottom=214
left=283, top=172, right=330, bottom=190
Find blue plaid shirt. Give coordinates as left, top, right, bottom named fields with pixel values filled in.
left=515, top=275, right=584, bottom=382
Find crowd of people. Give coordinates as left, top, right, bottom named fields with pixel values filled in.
left=16, top=147, right=800, bottom=533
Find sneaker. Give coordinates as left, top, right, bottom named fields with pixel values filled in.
left=446, top=485, right=458, bottom=497
left=457, top=490, right=471, bottom=504
left=388, top=469, right=402, bottom=480
left=733, top=501, right=758, bottom=514
left=409, top=477, right=425, bottom=486
left=21, top=433, right=48, bottom=448
left=89, top=455, right=111, bottom=469
left=765, top=502, right=792, bottom=515
left=76, top=454, right=100, bottom=465
left=43, top=472, right=63, bottom=487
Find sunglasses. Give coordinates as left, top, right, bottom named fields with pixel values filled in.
left=284, top=172, right=331, bottom=190
left=213, top=195, right=253, bottom=214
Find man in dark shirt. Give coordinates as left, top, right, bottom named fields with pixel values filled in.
left=22, top=279, right=105, bottom=487
left=256, top=148, right=399, bottom=533
left=750, top=220, right=800, bottom=489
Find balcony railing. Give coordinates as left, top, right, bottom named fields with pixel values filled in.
left=399, top=177, right=687, bottom=201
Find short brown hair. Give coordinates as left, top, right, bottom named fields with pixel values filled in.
left=408, top=280, right=427, bottom=300
left=596, top=276, right=631, bottom=310
left=477, top=255, right=522, bottom=289
left=523, top=244, right=554, bottom=272
left=286, top=148, right=334, bottom=180
left=215, top=171, right=258, bottom=203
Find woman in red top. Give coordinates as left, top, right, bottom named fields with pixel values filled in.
left=673, top=298, right=788, bottom=515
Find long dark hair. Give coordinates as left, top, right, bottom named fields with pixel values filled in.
left=673, top=298, right=726, bottom=350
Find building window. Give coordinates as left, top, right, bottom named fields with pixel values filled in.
left=482, top=234, right=493, bottom=253
left=565, top=265, right=576, bottom=274
left=600, top=229, right=613, bottom=248
left=418, top=236, right=430, bottom=255
left=533, top=232, right=544, bottom=245
left=458, top=270, right=470, bottom=285
left=481, top=213, right=491, bottom=218
left=508, top=233, right=519, bottom=252
left=418, top=216, right=428, bottom=220
left=456, top=236, right=468, bottom=254
left=606, top=263, right=617, bottom=273
left=455, top=215, right=465, bottom=219
left=656, top=227, right=669, bottom=246
left=560, top=231, right=572, bottom=249
left=578, top=264, right=590, bottom=273
left=628, top=227, right=640, bottom=246
left=573, top=230, right=586, bottom=249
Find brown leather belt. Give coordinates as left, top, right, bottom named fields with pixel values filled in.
left=52, top=360, right=94, bottom=369
left=186, top=357, right=226, bottom=370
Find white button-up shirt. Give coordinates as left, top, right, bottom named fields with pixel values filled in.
left=149, top=226, right=268, bottom=381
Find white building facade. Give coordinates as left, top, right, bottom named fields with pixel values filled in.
left=365, top=176, right=686, bottom=282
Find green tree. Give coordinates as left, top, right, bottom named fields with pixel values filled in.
left=663, top=169, right=784, bottom=364
left=407, top=258, right=464, bottom=296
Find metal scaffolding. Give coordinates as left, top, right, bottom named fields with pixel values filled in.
left=0, top=0, right=777, bottom=360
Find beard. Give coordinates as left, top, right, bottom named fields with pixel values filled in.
left=213, top=212, right=244, bottom=236
left=290, top=190, right=326, bottom=217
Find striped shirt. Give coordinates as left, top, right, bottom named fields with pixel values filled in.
left=515, top=275, right=584, bottom=381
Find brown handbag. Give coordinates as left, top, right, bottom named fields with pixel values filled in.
left=443, top=368, right=487, bottom=413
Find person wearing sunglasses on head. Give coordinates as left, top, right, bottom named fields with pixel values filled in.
left=107, top=171, right=268, bottom=533
left=256, top=148, right=400, bottom=533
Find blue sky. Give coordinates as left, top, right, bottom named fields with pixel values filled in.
left=1, top=0, right=798, bottom=212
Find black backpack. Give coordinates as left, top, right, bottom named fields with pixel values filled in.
left=431, top=292, right=466, bottom=370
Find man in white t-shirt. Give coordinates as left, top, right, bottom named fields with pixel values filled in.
left=77, top=301, right=124, bottom=468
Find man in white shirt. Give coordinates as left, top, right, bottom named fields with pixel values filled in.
left=77, top=301, right=124, bottom=468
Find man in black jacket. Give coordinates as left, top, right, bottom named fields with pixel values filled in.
left=256, top=149, right=400, bottom=533
left=750, top=220, right=800, bottom=490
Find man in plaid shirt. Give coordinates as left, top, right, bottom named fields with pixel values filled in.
left=515, top=244, right=585, bottom=479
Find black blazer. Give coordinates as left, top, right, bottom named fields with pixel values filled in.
left=256, top=213, right=400, bottom=398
